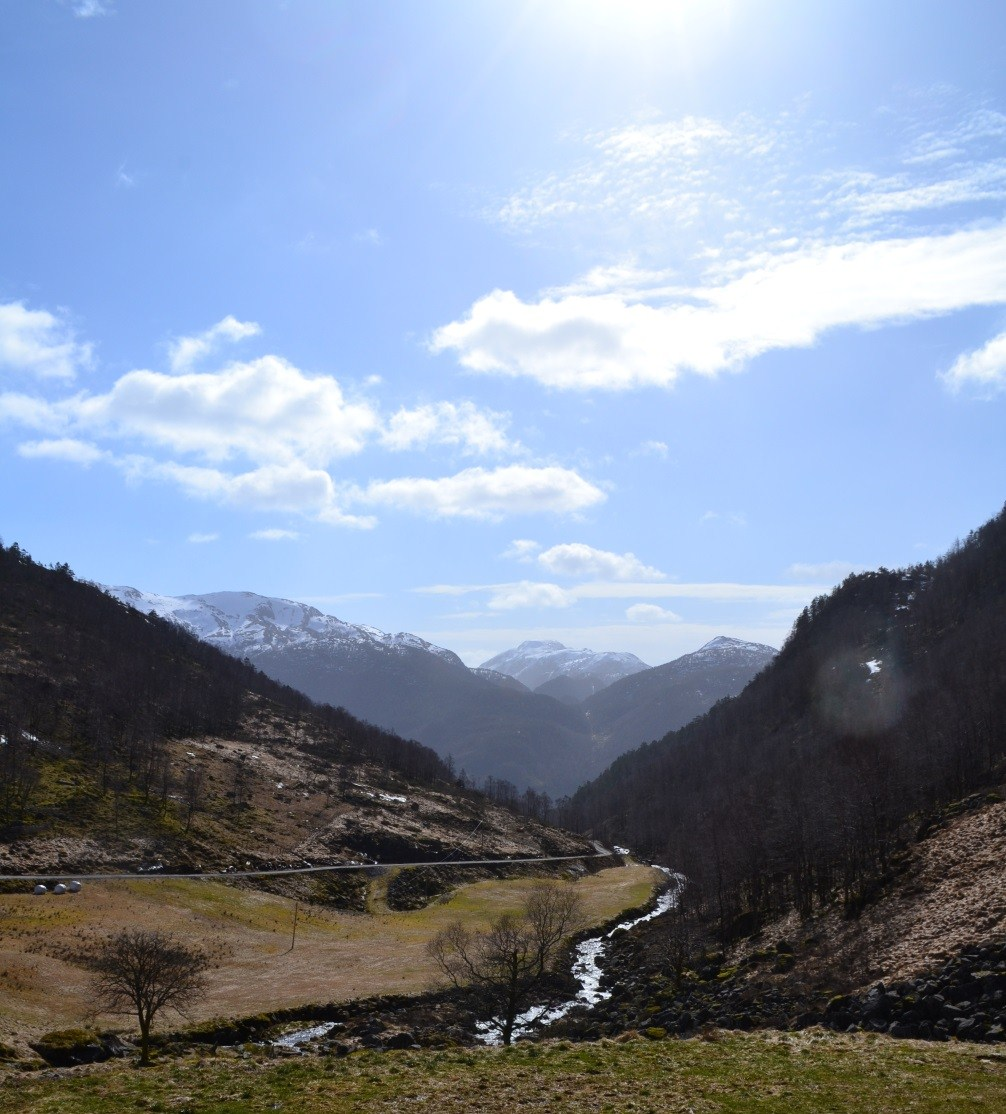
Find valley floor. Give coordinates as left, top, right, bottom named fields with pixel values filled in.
left=2, top=1029, right=1005, bottom=1113
left=0, top=863, right=659, bottom=1052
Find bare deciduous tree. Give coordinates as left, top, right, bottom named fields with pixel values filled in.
left=84, top=929, right=210, bottom=1064
left=427, top=882, right=584, bottom=1045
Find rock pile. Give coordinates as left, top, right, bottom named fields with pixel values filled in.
left=550, top=927, right=1006, bottom=1045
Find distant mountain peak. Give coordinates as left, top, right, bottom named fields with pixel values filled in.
left=479, top=640, right=650, bottom=701
left=694, top=635, right=778, bottom=657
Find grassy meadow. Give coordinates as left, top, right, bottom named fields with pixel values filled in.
left=2, top=1029, right=1005, bottom=1113
left=0, top=863, right=659, bottom=1046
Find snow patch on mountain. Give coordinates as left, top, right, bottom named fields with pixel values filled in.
left=689, top=636, right=779, bottom=661
left=479, top=640, right=650, bottom=694
left=105, top=586, right=463, bottom=665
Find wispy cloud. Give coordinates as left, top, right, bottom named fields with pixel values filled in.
left=787, top=560, right=863, bottom=582
left=442, top=101, right=1006, bottom=395
left=187, top=532, right=218, bottom=544
left=0, top=301, right=93, bottom=381
left=70, top=0, right=114, bottom=17
left=535, top=542, right=665, bottom=581
left=701, top=510, right=747, bottom=528
left=381, top=400, right=518, bottom=456
left=168, top=315, right=262, bottom=372
left=249, top=528, right=300, bottom=541
left=352, top=464, right=605, bottom=520
left=626, top=603, right=682, bottom=623
left=634, top=439, right=669, bottom=459
left=417, top=579, right=827, bottom=606
left=433, top=223, right=1006, bottom=391
left=487, top=581, right=575, bottom=611
left=501, top=539, right=541, bottom=562
left=17, top=438, right=106, bottom=465
left=942, top=330, right=1006, bottom=396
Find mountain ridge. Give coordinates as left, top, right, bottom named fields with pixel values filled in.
left=105, top=587, right=776, bottom=795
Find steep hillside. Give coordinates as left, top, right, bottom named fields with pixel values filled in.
left=581, top=636, right=776, bottom=763
left=107, top=588, right=593, bottom=795
left=0, top=542, right=591, bottom=872
left=551, top=786, right=1006, bottom=1049
left=567, top=502, right=1006, bottom=942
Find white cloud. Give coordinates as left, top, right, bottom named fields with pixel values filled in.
left=187, top=532, right=218, bottom=544
left=433, top=224, right=1006, bottom=391
left=635, top=439, right=669, bottom=459
left=537, top=542, right=665, bottom=581
left=381, top=401, right=517, bottom=455
left=501, top=539, right=541, bottom=562
left=355, top=465, right=605, bottom=520
left=626, top=603, right=682, bottom=623
left=0, top=301, right=92, bottom=380
left=43, top=355, right=380, bottom=465
left=3, top=309, right=606, bottom=529
left=17, top=438, right=106, bottom=465
left=487, top=581, right=575, bottom=611
left=787, top=560, right=863, bottom=582
left=250, top=528, right=301, bottom=541
left=113, top=455, right=375, bottom=528
left=168, top=316, right=262, bottom=372
left=942, top=330, right=1006, bottom=395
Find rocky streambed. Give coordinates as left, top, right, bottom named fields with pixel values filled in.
left=549, top=924, right=1006, bottom=1046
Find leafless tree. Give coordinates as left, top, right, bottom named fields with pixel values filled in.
left=182, top=763, right=206, bottom=831
left=427, top=882, right=584, bottom=1045
left=83, top=929, right=210, bottom=1064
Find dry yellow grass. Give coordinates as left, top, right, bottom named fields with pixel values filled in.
left=0, top=862, right=661, bottom=1048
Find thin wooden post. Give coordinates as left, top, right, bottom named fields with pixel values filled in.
left=289, top=900, right=299, bottom=952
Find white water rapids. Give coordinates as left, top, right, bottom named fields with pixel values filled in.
left=476, top=866, right=683, bottom=1045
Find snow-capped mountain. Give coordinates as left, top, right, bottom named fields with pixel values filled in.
left=107, top=587, right=463, bottom=664
left=582, top=635, right=777, bottom=767
left=107, top=587, right=775, bottom=795
left=106, top=586, right=589, bottom=795
left=479, top=640, right=649, bottom=704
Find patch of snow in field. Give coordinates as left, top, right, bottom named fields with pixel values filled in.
left=272, top=1021, right=338, bottom=1049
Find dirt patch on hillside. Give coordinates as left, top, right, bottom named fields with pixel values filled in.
left=726, top=793, right=1006, bottom=992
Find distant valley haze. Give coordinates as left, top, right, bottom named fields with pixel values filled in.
left=106, top=584, right=776, bottom=795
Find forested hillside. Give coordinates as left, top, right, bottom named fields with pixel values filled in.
left=566, top=503, right=1006, bottom=939
left=0, top=540, right=450, bottom=833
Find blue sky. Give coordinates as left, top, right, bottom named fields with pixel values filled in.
left=1, top=0, right=1004, bottom=667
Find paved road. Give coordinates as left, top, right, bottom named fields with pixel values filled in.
left=0, top=848, right=619, bottom=884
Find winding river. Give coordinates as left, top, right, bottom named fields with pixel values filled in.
left=274, top=862, right=682, bottom=1051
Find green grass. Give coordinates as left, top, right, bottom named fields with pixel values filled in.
left=2, top=1030, right=1004, bottom=1112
